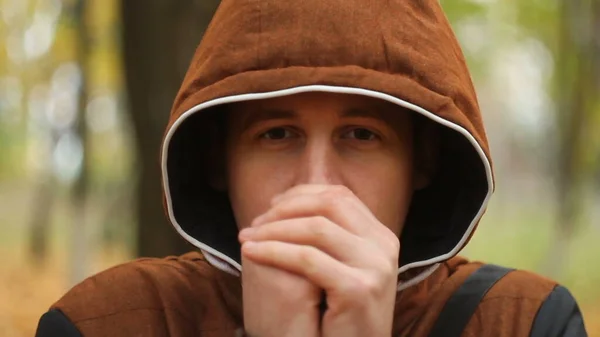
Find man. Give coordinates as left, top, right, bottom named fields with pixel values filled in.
left=36, top=0, right=588, bottom=336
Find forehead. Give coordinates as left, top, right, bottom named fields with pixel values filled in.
left=226, top=92, right=411, bottom=127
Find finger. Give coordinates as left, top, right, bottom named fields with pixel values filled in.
left=254, top=190, right=377, bottom=238
left=239, top=216, right=365, bottom=263
left=272, top=185, right=371, bottom=216
left=270, top=185, right=400, bottom=251
left=257, top=184, right=400, bottom=257
left=241, top=240, right=355, bottom=293
left=271, top=184, right=338, bottom=204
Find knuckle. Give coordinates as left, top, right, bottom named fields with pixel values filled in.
left=340, top=271, right=377, bottom=298
left=350, top=275, right=380, bottom=298
left=332, top=184, right=351, bottom=195
left=344, top=266, right=398, bottom=301
left=389, top=236, right=401, bottom=256
left=379, top=228, right=401, bottom=255
left=307, top=217, right=328, bottom=239
left=382, top=257, right=399, bottom=276
left=298, top=246, right=314, bottom=266
left=298, top=247, right=320, bottom=277
left=319, top=189, right=347, bottom=211
left=371, top=253, right=397, bottom=278
left=324, top=185, right=352, bottom=202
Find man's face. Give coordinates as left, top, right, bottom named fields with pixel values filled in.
left=225, top=92, right=415, bottom=237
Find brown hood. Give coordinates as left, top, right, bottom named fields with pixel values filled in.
left=160, top=0, right=494, bottom=282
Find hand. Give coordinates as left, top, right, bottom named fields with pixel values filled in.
left=239, top=185, right=400, bottom=337
left=241, top=240, right=321, bottom=337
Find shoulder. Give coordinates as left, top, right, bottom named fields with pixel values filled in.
left=54, top=251, right=216, bottom=322
left=481, top=265, right=557, bottom=303
left=443, top=259, right=561, bottom=303
left=460, top=263, right=587, bottom=336
left=36, top=252, right=241, bottom=336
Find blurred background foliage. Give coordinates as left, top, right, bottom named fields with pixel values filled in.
left=0, top=0, right=598, bottom=336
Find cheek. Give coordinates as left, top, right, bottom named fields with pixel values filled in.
left=345, top=152, right=414, bottom=236
left=227, top=151, right=295, bottom=230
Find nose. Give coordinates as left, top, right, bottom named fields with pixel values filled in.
left=296, top=138, right=342, bottom=185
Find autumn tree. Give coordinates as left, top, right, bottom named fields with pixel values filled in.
left=121, top=0, right=221, bottom=257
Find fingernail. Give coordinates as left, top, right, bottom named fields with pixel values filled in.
left=238, top=227, right=255, bottom=241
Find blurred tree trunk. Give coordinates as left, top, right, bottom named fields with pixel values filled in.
left=26, top=19, right=53, bottom=266
left=28, top=175, right=54, bottom=265
left=69, top=0, right=91, bottom=286
left=121, top=0, right=220, bottom=257
left=542, top=0, right=599, bottom=278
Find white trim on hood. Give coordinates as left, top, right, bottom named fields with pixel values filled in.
left=397, top=263, right=440, bottom=291
left=161, top=85, right=494, bottom=280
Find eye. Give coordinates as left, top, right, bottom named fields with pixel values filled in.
left=343, top=128, right=379, bottom=141
left=259, top=127, right=295, bottom=140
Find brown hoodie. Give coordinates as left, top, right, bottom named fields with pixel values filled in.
left=36, top=0, right=587, bottom=336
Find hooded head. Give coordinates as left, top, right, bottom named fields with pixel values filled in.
left=161, top=0, right=494, bottom=286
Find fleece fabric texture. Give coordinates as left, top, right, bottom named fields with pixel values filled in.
left=47, top=252, right=565, bottom=336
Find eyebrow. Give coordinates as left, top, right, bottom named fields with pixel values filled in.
left=240, top=109, right=298, bottom=131
left=341, top=107, right=388, bottom=121
left=239, top=104, right=395, bottom=131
